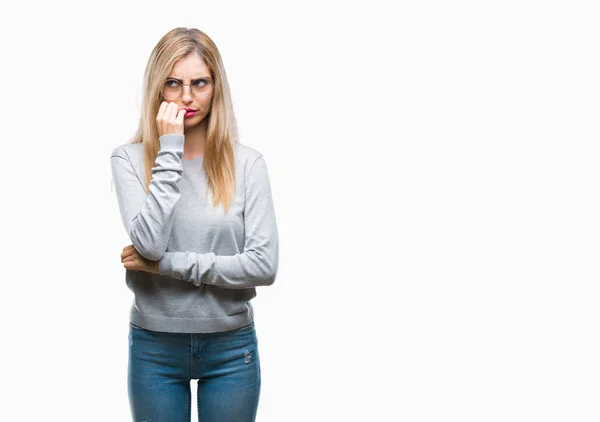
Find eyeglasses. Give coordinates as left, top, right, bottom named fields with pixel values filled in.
left=161, top=78, right=214, bottom=101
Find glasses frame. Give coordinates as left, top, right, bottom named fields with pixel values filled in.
left=160, top=78, right=214, bottom=101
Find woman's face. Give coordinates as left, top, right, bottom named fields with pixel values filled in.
left=163, top=53, right=213, bottom=129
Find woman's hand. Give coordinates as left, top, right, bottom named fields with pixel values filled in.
left=156, top=101, right=186, bottom=137
left=121, top=244, right=160, bottom=274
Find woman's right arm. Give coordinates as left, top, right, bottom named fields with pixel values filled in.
left=110, top=134, right=184, bottom=261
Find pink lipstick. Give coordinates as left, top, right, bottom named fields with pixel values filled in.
left=181, top=107, right=197, bottom=118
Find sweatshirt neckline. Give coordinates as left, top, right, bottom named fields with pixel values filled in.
left=182, top=155, right=204, bottom=163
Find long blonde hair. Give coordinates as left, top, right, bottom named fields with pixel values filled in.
left=128, top=27, right=238, bottom=214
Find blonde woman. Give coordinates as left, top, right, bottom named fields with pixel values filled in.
left=110, top=27, right=279, bottom=422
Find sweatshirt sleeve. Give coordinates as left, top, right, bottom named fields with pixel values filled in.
left=157, top=155, right=279, bottom=289
left=110, top=134, right=185, bottom=261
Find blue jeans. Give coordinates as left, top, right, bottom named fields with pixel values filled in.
left=127, top=320, right=261, bottom=422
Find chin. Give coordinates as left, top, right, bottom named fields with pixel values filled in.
left=185, top=115, right=204, bottom=125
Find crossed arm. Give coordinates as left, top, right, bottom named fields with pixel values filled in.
left=111, top=136, right=279, bottom=289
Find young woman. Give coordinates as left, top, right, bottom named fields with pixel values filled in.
left=110, top=27, right=279, bottom=422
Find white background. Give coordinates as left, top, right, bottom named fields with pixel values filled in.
left=0, top=0, right=598, bottom=421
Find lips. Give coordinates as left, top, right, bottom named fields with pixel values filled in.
left=182, top=107, right=197, bottom=112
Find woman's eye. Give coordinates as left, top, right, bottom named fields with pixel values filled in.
left=166, top=80, right=179, bottom=87
left=193, top=79, right=208, bottom=87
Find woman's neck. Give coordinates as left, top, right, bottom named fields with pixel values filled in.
left=183, top=120, right=207, bottom=158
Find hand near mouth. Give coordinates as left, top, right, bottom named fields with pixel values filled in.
left=156, top=101, right=186, bottom=136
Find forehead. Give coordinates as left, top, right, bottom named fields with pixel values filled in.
left=169, top=54, right=211, bottom=78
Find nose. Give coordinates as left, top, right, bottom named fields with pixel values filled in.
left=181, top=85, right=194, bottom=104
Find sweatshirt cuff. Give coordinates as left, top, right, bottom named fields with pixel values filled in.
left=158, top=252, right=176, bottom=276
left=159, top=134, right=185, bottom=150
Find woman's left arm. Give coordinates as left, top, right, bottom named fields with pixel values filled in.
left=157, top=155, right=279, bottom=289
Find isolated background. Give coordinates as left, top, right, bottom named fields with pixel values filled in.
left=0, top=0, right=598, bottom=421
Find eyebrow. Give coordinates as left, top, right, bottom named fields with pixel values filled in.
left=167, top=76, right=212, bottom=82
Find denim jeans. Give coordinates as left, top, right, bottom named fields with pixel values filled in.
left=127, top=320, right=261, bottom=422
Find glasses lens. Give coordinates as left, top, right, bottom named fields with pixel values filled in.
left=191, top=78, right=213, bottom=98
left=163, top=80, right=182, bottom=100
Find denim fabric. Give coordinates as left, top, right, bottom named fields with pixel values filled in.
left=127, top=320, right=261, bottom=422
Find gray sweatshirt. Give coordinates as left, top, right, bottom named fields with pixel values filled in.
left=110, top=134, right=279, bottom=333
